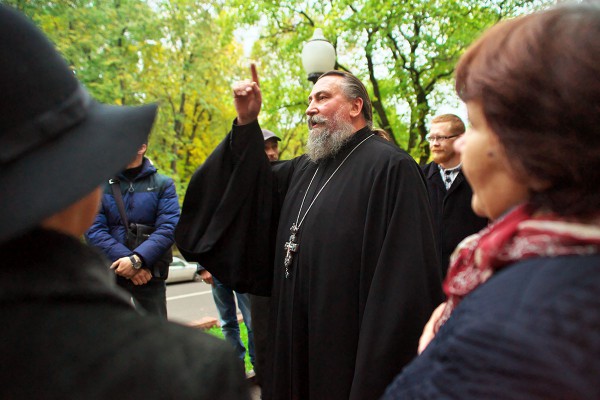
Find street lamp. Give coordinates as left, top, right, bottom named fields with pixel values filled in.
left=301, top=28, right=336, bottom=84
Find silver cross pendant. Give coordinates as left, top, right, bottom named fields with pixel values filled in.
left=283, top=223, right=299, bottom=278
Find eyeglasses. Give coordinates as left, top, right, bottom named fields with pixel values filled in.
left=425, top=134, right=461, bottom=143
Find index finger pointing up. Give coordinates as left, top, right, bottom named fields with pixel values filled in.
left=250, top=63, right=260, bottom=87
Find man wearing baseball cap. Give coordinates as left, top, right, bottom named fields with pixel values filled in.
left=262, top=129, right=281, bottom=162
left=0, top=5, right=248, bottom=399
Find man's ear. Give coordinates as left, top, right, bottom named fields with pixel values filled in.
left=138, top=143, right=148, bottom=155
left=349, top=97, right=363, bottom=119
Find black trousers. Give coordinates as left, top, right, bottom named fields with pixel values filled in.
left=117, top=277, right=167, bottom=319
left=249, top=294, right=272, bottom=386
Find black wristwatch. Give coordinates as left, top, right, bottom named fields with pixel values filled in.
left=129, top=254, right=142, bottom=270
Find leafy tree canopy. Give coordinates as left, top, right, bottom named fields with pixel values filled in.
left=7, top=0, right=552, bottom=200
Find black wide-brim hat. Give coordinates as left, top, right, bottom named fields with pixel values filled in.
left=0, top=5, right=157, bottom=243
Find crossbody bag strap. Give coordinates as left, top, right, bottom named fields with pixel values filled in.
left=109, top=178, right=129, bottom=228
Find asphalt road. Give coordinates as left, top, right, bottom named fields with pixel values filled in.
left=166, top=279, right=219, bottom=326
left=167, top=279, right=262, bottom=398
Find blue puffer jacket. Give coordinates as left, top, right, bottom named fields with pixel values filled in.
left=86, top=158, right=179, bottom=278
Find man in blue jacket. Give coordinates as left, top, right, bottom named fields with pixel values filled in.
left=87, top=143, right=180, bottom=318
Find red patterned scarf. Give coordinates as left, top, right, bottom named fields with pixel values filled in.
left=436, top=203, right=600, bottom=331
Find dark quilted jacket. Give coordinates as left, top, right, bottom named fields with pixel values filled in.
left=0, top=229, right=249, bottom=400
left=382, top=254, right=600, bottom=399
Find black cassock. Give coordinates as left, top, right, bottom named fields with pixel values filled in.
left=176, top=121, right=444, bottom=400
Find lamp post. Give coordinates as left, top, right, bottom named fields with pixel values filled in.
left=301, top=28, right=336, bottom=84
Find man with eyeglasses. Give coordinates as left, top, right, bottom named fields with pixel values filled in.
left=422, top=114, right=488, bottom=277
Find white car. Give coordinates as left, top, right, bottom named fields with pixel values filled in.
left=166, top=256, right=199, bottom=284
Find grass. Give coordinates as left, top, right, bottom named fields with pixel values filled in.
left=205, top=322, right=254, bottom=372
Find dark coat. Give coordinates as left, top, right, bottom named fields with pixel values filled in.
left=177, top=122, right=444, bottom=400
left=422, top=162, right=488, bottom=276
left=0, top=229, right=249, bottom=400
left=383, top=254, right=600, bottom=399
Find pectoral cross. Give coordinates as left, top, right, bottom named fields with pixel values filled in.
left=284, top=223, right=300, bottom=278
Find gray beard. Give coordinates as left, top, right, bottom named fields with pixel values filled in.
left=306, top=114, right=356, bottom=163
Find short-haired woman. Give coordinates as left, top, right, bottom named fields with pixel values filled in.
left=383, top=3, right=600, bottom=399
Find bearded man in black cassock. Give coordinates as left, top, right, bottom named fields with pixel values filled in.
left=175, top=66, right=444, bottom=400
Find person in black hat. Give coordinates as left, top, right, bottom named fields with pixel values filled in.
left=0, top=5, right=248, bottom=399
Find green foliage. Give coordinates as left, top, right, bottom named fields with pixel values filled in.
left=205, top=323, right=254, bottom=372
left=6, top=0, right=245, bottom=202
left=226, top=0, right=553, bottom=162
left=144, top=0, right=245, bottom=198
left=5, top=0, right=554, bottom=197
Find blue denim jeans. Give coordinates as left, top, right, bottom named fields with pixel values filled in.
left=212, top=277, right=255, bottom=367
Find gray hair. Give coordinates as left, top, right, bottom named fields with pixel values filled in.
left=317, top=70, right=373, bottom=129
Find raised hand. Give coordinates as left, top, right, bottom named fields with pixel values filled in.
left=232, top=63, right=262, bottom=125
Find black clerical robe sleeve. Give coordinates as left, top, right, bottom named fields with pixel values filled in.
left=350, top=157, right=444, bottom=399
left=174, top=120, right=276, bottom=295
